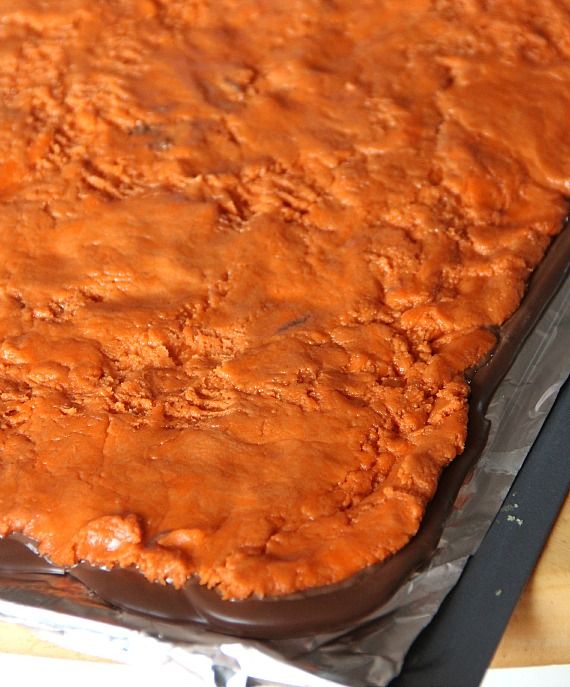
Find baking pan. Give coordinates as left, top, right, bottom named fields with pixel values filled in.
left=392, top=378, right=570, bottom=687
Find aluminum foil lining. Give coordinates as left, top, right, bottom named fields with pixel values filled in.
left=0, top=273, right=569, bottom=687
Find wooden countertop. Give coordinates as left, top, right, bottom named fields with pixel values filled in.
left=0, top=494, right=568, bottom=668
left=491, top=492, right=570, bottom=667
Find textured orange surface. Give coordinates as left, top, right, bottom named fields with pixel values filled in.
left=0, top=0, right=568, bottom=599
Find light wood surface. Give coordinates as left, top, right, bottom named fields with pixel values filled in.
left=0, top=495, right=568, bottom=667
left=492, top=493, right=570, bottom=667
left=0, top=621, right=105, bottom=662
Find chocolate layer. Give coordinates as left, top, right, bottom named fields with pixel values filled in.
left=1, top=220, right=568, bottom=639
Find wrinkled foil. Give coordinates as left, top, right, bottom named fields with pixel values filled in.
left=0, top=274, right=569, bottom=687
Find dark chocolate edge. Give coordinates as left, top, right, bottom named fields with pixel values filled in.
left=1, top=219, right=569, bottom=640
